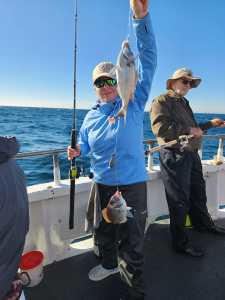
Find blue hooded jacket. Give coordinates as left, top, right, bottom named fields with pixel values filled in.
left=78, top=13, right=157, bottom=186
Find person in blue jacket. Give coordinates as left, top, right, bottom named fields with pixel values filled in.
left=68, top=1, right=157, bottom=299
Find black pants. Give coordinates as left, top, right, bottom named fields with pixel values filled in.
left=95, top=181, right=147, bottom=299
left=160, top=148, right=214, bottom=250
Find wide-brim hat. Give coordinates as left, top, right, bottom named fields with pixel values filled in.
left=92, top=61, right=116, bottom=83
left=166, top=68, right=201, bottom=90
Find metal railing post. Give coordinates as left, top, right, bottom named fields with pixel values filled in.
left=53, top=154, right=61, bottom=185
left=217, top=137, right=224, bottom=162
left=147, top=143, right=154, bottom=171
left=198, top=145, right=203, bottom=159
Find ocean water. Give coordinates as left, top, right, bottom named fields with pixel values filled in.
left=0, top=106, right=225, bottom=186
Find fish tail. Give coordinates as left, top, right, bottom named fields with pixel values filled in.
left=117, top=108, right=127, bottom=126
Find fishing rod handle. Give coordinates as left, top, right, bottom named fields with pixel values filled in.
left=145, top=140, right=178, bottom=155
left=70, top=128, right=76, bottom=149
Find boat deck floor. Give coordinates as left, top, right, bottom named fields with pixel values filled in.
left=24, top=218, right=225, bottom=300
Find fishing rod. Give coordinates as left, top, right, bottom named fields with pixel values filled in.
left=69, top=0, right=80, bottom=229
left=145, top=134, right=194, bottom=155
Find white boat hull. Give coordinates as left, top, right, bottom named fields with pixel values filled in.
left=24, top=161, right=225, bottom=266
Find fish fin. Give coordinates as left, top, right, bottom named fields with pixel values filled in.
left=117, top=107, right=125, bottom=117
left=102, top=208, right=112, bottom=223
left=126, top=207, right=133, bottom=218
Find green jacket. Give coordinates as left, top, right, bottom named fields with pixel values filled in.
left=150, top=90, right=212, bottom=150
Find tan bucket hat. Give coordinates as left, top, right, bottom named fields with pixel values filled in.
left=166, top=68, right=201, bottom=89
left=92, top=61, right=116, bottom=83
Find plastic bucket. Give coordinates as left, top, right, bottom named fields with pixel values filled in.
left=19, top=251, right=44, bottom=287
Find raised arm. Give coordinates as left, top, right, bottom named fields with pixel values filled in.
left=199, top=118, right=225, bottom=131
left=131, top=0, right=157, bottom=110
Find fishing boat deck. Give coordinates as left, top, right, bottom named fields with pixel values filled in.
left=24, top=217, right=225, bottom=300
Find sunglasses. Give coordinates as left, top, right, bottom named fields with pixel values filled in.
left=181, top=79, right=193, bottom=87
left=94, top=78, right=117, bottom=88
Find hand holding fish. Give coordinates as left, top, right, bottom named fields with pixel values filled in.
left=67, top=145, right=80, bottom=160
left=130, top=0, right=149, bottom=19
left=210, top=118, right=225, bottom=128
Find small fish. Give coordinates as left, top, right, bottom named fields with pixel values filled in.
left=116, top=40, right=137, bottom=126
left=102, top=190, right=132, bottom=224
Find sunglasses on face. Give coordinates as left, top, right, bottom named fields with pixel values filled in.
left=94, top=78, right=117, bottom=88
left=181, top=78, right=193, bottom=87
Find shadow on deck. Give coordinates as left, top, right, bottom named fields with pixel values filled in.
left=24, top=219, right=225, bottom=300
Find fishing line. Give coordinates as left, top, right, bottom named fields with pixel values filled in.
left=108, top=105, right=121, bottom=191
left=114, top=117, right=120, bottom=191
left=110, top=6, right=132, bottom=191
left=69, top=0, right=78, bottom=229
left=126, top=7, right=139, bottom=73
left=109, top=6, right=132, bottom=192
left=126, top=7, right=132, bottom=42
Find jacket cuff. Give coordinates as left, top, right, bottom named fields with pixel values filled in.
left=199, top=121, right=213, bottom=131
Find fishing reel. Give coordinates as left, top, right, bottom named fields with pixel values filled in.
left=70, top=166, right=81, bottom=179
left=75, top=166, right=81, bottom=178
left=178, top=134, right=194, bottom=151
left=88, top=172, right=94, bottom=179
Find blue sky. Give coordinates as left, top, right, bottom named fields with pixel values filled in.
left=0, top=0, right=225, bottom=113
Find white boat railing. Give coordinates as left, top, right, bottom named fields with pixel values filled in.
left=16, top=148, right=67, bottom=186
left=144, top=134, right=225, bottom=170
left=15, top=135, right=225, bottom=185
left=15, top=135, right=225, bottom=265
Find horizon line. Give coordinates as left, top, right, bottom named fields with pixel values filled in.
left=1, top=104, right=225, bottom=115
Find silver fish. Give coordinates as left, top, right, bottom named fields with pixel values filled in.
left=102, top=190, right=130, bottom=224
left=116, top=40, right=137, bottom=126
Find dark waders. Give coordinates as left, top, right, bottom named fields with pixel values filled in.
left=159, top=148, right=214, bottom=250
